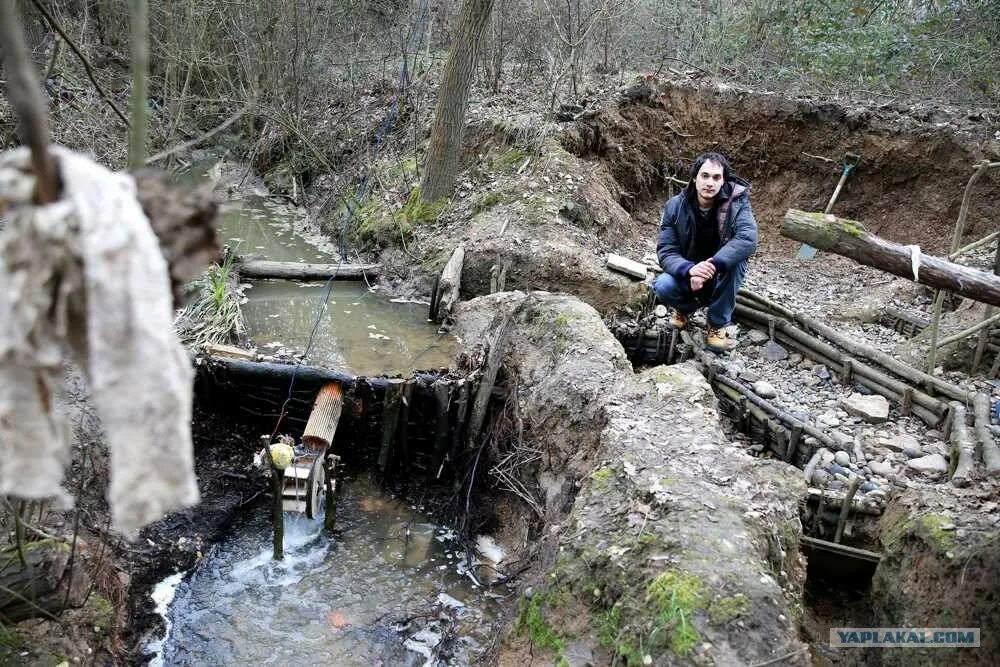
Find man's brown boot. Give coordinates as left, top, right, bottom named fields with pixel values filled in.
left=669, top=309, right=689, bottom=330
left=706, top=325, right=737, bottom=352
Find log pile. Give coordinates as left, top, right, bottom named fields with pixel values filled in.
left=610, top=287, right=1000, bottom=489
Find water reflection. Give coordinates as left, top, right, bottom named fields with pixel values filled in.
left=241, top=281, right=455, bottom=376
left=210, top=183, right=456, bottom=376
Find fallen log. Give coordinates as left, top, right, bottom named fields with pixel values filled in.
left=198, top=355, right=443, bottom=392
left=235, top=258, right=380, bottom=281
left=974, top=393, right=1000, bottom=477
left=782, top=210, right=1000, bottom=307
left=949, top=402, right=976, bottom=487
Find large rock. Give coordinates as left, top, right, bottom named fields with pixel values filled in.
left=882, top=433, right=922, bottom=456
left=453, top=292, right=808, bottom=666
left=752, top=380, right=778, bottom=399
left=906, top=453, right=949, bottom=475
left=840, top=393, right=890, bottom=423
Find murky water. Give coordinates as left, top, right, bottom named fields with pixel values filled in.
left=218, top=195, right=337, bottom=264
left=241, top=281, right=456, bottom=376
left=157, top=476, right=501, bottom=666
left=215, top=181, right=456, bottom=375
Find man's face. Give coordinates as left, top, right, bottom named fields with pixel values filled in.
left=695, top=160, right=725, bottom=204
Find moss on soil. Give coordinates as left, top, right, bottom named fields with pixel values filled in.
left=708, top=594, right=750, bottom=626
left=473, top=191, right=503, bottom=215
left=494, top=148, right=529, bottom=171
left=88, top=594, right=115, bottom=631
left=646, top=570, right=706, bottom=657
left=398, top=187, right=446, bottom=225
left=915, top=514, right=957, bottom=553
left=590, top=466, right=615, bottom=490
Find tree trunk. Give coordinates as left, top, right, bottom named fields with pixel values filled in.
left=782, top=210, right=1000, bottom=307
left=128, top=0, right=148, bottom=171
left=419, top=0, right=494, bottom=202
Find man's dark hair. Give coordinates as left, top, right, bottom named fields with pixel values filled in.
left=689, top=152, right=732, bottom=182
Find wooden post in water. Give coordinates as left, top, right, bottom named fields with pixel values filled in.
left=379, top=379, right=405, bottom=473
left=432, top=379, right=452, bottom=478
left=268, top=447, right=287, bottom=560
left=397, top=380, right=415, bottom=471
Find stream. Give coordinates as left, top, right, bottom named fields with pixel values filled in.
left=156, top=476, right=500, bottom=666
left=152, top=173, right=496, bottom=665
left=219, top=193, right=457, bottom=376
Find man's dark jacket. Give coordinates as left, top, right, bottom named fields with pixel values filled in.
left=656, top=177, right=758, bottom=279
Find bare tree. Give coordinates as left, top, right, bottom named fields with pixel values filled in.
left=419, top=0, right=494, bottom=202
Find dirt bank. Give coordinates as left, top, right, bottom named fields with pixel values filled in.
left=453, top=292, right=807, bottom=665
left=872, top=484, right=1000, bottom=666
left=575, top=77, right=1000, bottom=254
left=380, top=76, right=999, bottom=323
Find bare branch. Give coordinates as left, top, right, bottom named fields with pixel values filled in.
left=0, top=0, right=59, bottom=203
left=145, top=103, right=252, bottom=165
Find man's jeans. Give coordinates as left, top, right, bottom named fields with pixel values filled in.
left=652, top=261, right=748, bottom=328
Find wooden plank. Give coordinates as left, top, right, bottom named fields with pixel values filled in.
left=800, top=536, right=882, bottom=563
left=606, top=252, right=648, bottom=279
left=203, top=343, right=256, bottom=360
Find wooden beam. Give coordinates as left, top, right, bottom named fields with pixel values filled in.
left=606, top=253, right=648, bottom=279
left=949, top=402, right=976, bottom=487
left=199, top=355, right=442, bottom=391
left=974, top=393, right=1000, bottom=477
left=235, top=258, right=380, bottom=281
left=800, top=536, right=882, bottom=563
left=782, top=210, right=1000, bottom=307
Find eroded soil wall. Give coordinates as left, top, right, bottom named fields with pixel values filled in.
left=568, top=79, right=1000, bottom=253
left=454, top=292, right=808, bottom=665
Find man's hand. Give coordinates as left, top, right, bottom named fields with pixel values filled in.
left=688, top=260, right=715, bottom=291
left=688, top=260, right=716, bottom=281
